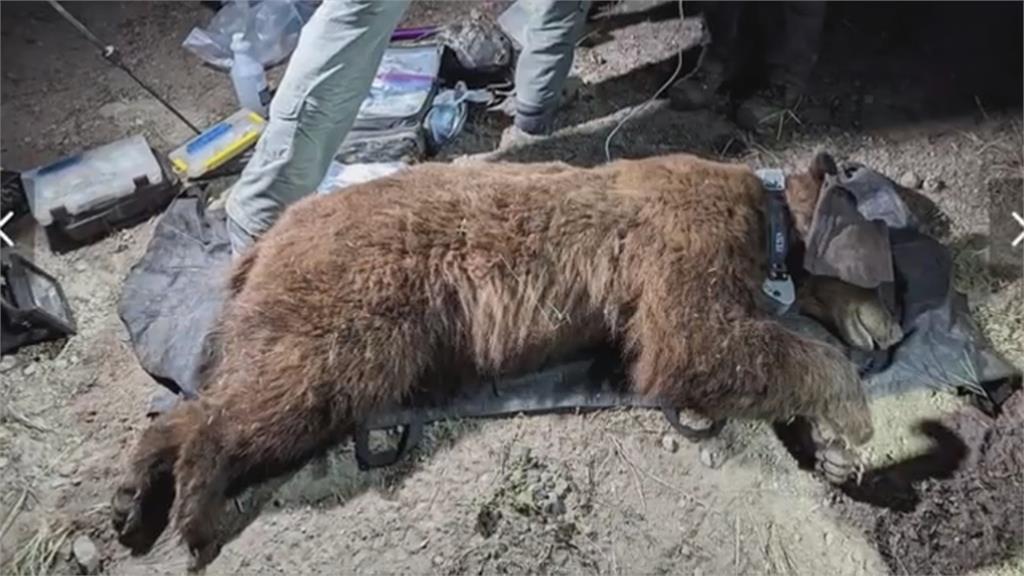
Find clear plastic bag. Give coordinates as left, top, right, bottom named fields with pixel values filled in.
left=315, top=161, right=407, bottom=195
left=182, top=0, right=318, bottom=71
left=424, top=81, right=494, bottom=149
left=356, top=45, right=443, bottom=121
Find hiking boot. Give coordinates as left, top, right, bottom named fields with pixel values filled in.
left=490, top=75, right=583, bottom=122
left=667, top=56, right=727, bottom=111
left=735, top=82, right=806, bottom=136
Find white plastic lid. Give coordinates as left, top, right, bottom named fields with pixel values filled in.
left=231, top=32, right=250, bottom=54
left=22, top=135, right=163, bottom=225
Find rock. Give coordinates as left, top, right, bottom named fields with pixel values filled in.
left=661, top=435, right=679, bottom=453
left=74, top=261, right=88, bottom=273
left=58, top=461, right=79, bottom=477
left=527, top=482, right=543, bottom=499
left=923, top=177, right=945, bottom=192
left=514, top=491, right=536, bottom=512
left=822, top=492, right=839, bottom=508
left=677, top=409, right=715, bottom=432
left=541, top=495, right=565, bottom=516
left=22, top=363, right=37, bottom=376
left=699, top=445, right=724, bottom=469
left=553, top=478, right=569, bottom=496
left=0, top=356, right=16, bottom=373
left=823, top=531, right=834, bottom=546
left=72, top=535, right=100, bottom=574
left=898, top=170, right=922, bottom=189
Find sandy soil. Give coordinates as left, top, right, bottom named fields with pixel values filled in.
left=1, top=2, right=1021, bottom=575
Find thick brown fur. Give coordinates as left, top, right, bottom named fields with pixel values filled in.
left=114, top=153, right=883, bottom=564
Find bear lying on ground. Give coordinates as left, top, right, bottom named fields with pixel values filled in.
left=112, top=152, right=900, bottom=566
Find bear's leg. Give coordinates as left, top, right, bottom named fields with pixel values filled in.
left=631, top=315, right=872, bottom=481
left=170, top=325, right=428, bottom=569
left=112, top=403, right=204, bottom=554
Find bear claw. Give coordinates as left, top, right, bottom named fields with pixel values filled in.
left=112, top=484, right=147, bottom=550
left=814, top=443, right=860, bottom=485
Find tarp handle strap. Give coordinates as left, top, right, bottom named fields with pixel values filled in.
left=352, top=405, right=725, bottom=471
left=353, top=416, right=424, bottom=471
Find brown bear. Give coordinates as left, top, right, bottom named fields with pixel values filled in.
left=112, top=152, right=899, bottom=566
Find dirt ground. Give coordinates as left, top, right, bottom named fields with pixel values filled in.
left=1, top=1, right=1022, bottom=575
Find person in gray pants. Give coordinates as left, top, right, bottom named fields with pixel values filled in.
left=226, top=0, right=591, bottom=256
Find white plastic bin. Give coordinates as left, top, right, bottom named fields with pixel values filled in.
left=22, top=135, right=164, bottom=226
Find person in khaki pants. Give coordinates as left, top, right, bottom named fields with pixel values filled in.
left=226, top=0, right=591, bottom=257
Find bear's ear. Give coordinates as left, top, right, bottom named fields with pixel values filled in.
left=785, top=152, right=839, bottom=240
left=809, top=151, right=838, bottom=184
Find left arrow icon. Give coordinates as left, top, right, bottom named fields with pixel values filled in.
left=0, top=212, right=14, bottom=247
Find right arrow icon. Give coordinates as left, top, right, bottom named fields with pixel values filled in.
left=1013, top=211, right=1024, bottom=248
